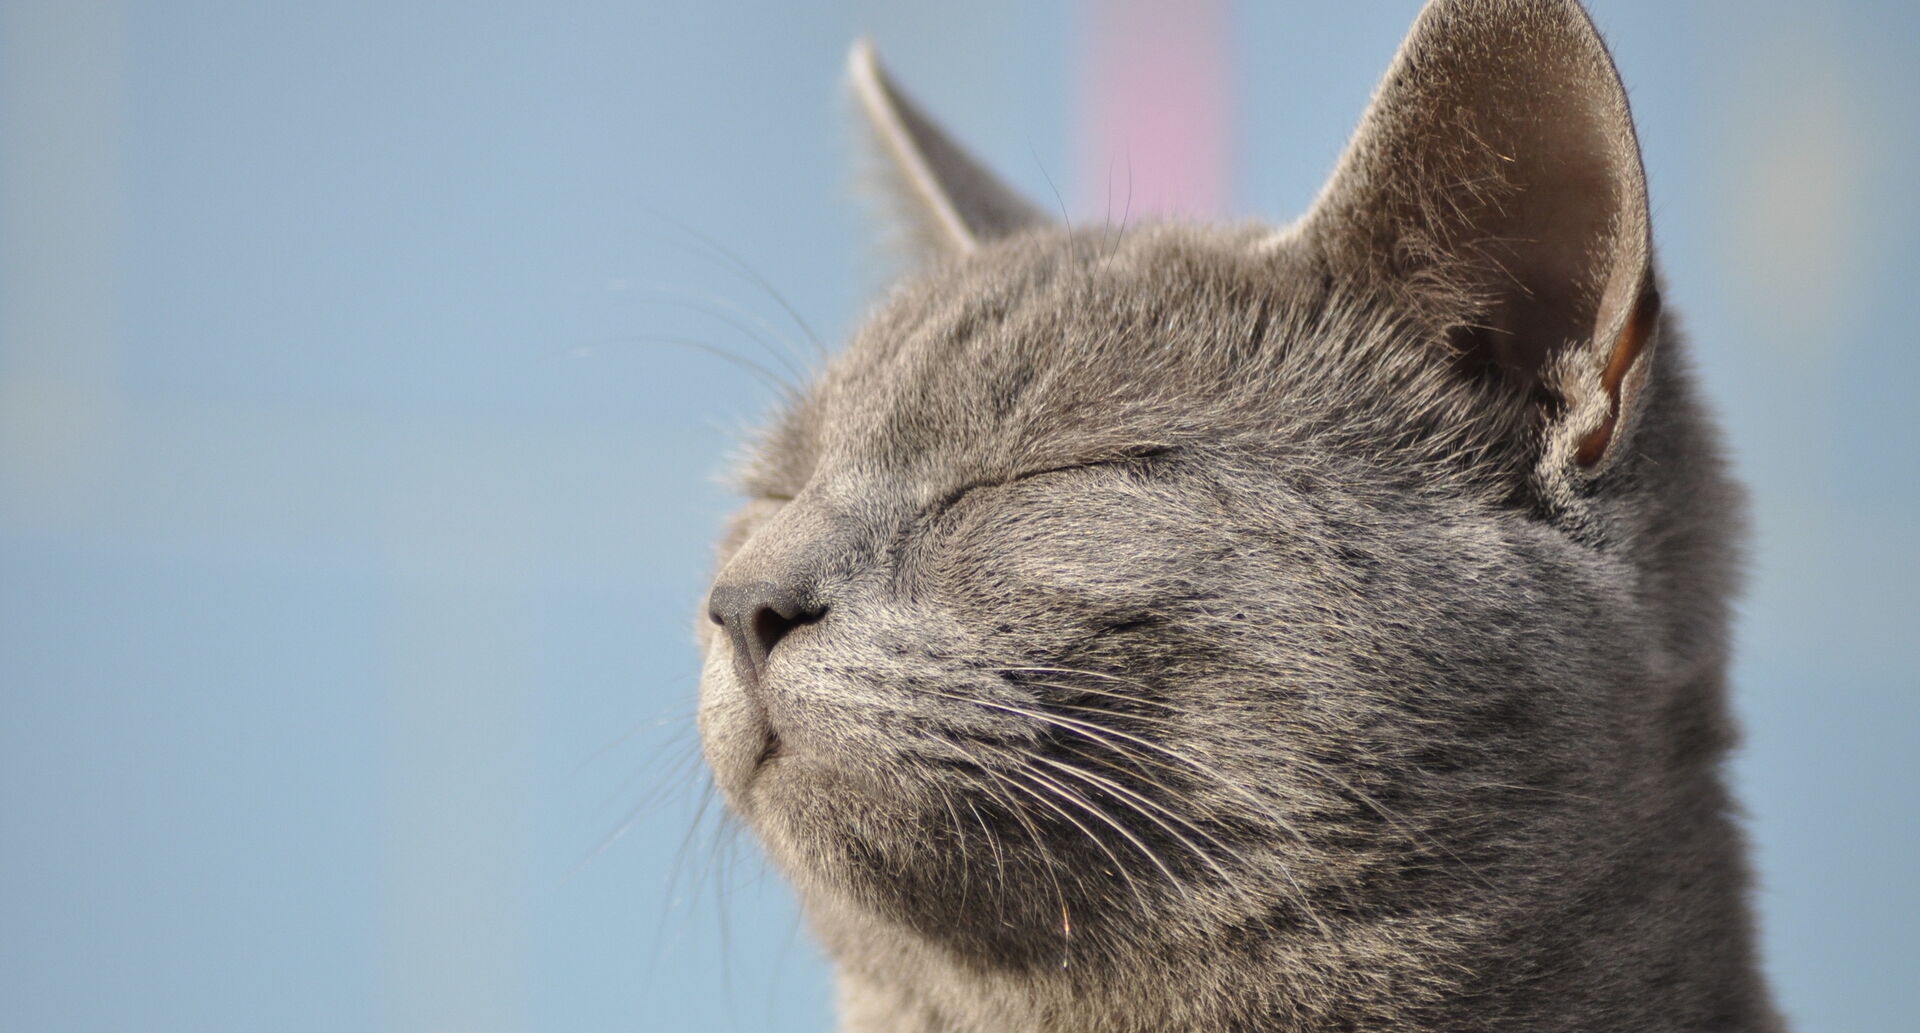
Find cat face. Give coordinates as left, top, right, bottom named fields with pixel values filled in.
left=700, top=224, right=1653, bottom=970
left=697, top=0, right=1741, bottom=990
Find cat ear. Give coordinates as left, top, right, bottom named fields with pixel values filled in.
left=1299, top=0, right=1657, bottom=473
left=847, top=39, right=1049, bottom=257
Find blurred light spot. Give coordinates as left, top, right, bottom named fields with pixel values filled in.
left=1722, top=44, right=1867, bottom=342
left=1078, top=0, right=1234, bottom=220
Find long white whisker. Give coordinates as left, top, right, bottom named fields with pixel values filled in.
left=1030, top=753, right=1249, bottom=893
left=932, top=690, right=1333, bottom=938
left=991, top=764, right=1159, bottom=909
left=959, top=751, right=1076, bottom=948
left=1289, top=755, right=1495, bottom=890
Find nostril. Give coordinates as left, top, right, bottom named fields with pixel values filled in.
left=706, top=579, right=823, bottom=687
left=750, top=605, right=800, bottom=659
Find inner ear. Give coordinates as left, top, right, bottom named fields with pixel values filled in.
left=1435, top=71, right=1646, bottom=399
left=1300, top=0, right=1655, bottom=469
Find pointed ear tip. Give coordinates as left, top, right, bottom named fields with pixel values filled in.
left=846, top=38, right=905, bottom=135
left=847, top=37, right=884, bottom=89
left=1412, top=0, right=1612, bottom=52
left=1398, top=0, right=1631, bottom=120
left=1420, top=0, right=1597, bottom=21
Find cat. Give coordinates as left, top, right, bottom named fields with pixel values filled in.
left=695, top=0, right=1783, bottom=1030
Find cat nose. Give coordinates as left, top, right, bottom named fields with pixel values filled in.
left=706, top=579, right=822, bottom=688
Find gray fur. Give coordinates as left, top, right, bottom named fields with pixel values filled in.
left=696, top=1, right=1781, bottom=1030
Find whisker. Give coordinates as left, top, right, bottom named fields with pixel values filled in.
left=990, top=760, right=1136, bottom=906
left=642, top=206, right=829, bottom=358
left=558, top=334, right=798, bottom=398
left=931, top=782, right=976, bottom=907
left=1007, top=679, right=1481, bottom=887
left=963, top=796, right=1013, bottom=911
left=961, top=755, right=1077, bottom=950
left=930, top=689, right=1333, bottom=938
left=1029, top=753, right=1246, bottom=894
left=1108, top=150, right=1134, bottom=261
left=992, top=664, right=1161, bottom=694
left=1289, top=755, right=1495, bottom=890
left=613, top=279, right=817, bottom=380
left=1030, top=148, right=1077, bottom=268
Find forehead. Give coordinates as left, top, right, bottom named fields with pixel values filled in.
left=804, top=224, right=1314, bottom=483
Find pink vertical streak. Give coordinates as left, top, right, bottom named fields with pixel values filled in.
left=1079, top=0, right=1234, bottom=221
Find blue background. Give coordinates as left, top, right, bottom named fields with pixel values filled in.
left=2, top=2, right=1913, bottom=1030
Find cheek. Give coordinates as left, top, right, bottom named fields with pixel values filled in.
left=920, top=512, right=1196, bottom=652
left=949, top=498, right=1175, bottom=588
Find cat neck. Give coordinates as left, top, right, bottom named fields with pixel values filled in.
left=820, top=756, right=1781, bottom=1033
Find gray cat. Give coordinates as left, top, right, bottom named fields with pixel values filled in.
left=696, top=0, right=1783, bottom=1030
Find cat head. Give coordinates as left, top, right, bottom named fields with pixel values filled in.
left=697, top=0, right=1740, bottom=1013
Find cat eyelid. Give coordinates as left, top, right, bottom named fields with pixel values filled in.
left=927, top=445, right=1175, bottom=518
left=745, top=445, right=1173, bottom=509
left=1037, top=442, right=1177, bottom=476
left=1015, top=449, right=1169, bottom=482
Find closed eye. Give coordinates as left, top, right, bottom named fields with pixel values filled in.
left=924, top=445, right=1175, bottom=521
